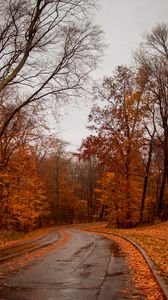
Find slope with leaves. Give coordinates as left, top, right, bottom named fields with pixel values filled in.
left=88, top=221, right=168, bottom=284
left=113, top=222, right=168, bottom=284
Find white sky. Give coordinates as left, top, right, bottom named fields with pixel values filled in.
left=52, top=0, right=168, bottom=152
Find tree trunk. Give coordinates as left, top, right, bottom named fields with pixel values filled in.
left=87, top=157, right=95, bottom=222
left=140, top=131, right=155, bottom=223
left=158, top=120, right=168, bottom=218
left=125, top=147, right=131, bottom=227
left=158, top=157, right=167, bottom=218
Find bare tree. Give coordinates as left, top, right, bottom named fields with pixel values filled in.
left=139, top=109, right=156, bottom=223
left=135, top=23, right=168, bottom=218
left=0, top=0, right=103, bottom=138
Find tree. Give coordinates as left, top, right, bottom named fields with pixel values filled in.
left=0, top=144, right=48, bottom=231
left=40, top=139, right=84, bottom=224
left=71, top=155, right=97, bottom=222
left=0, top=90, right=46, bottom=167
left=0, top=89, right=51, bottom=231
left=135, top=71, right=157, bottom=223
left=79, top=24, right=168, bottom=226
left=135, top=23, right=168, bottom=218
left=81, top=66, right=147, bottom=227
left=82, top=154, right=98, bottom=222
left=0, top=0, right=103, bottom=139
left=139, top=121, right=156, bottom=223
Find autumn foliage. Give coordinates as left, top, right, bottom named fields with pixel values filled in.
left=80, top=24, right=168, bottom=228
left=0, top=18, right=168, bottom=232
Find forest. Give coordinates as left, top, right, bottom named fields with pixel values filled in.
left=0, top=1, right=168, bottom=231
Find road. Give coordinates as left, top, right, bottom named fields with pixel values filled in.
left=0, top=228, right=137, bottom=300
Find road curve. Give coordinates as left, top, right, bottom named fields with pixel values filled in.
left=0, top=229, right=137, bottom=300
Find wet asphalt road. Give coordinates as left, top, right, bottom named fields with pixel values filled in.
left=0, top=229, right=136, bottom=300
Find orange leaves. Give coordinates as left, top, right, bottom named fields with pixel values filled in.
left=100, top=221, right=168, bottom=285
left=0, top=144, right=49, bottom=231
left=86, top=224, right=165, bottom=299
left=79, top=65, right=164, bottom=227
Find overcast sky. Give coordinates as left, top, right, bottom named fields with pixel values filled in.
left=53, top=0, right=168, bottom=152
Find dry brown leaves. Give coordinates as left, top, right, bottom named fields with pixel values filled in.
left=111, top=221, right=168, bottom=284
left=108, top=234, right=164, bottom=300
left=85, top=222, right=168, bottom=284
left=83, top=223, right=166, bottom=300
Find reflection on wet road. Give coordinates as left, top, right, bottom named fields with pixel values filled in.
left=0, top=229, right=136, bottom=299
